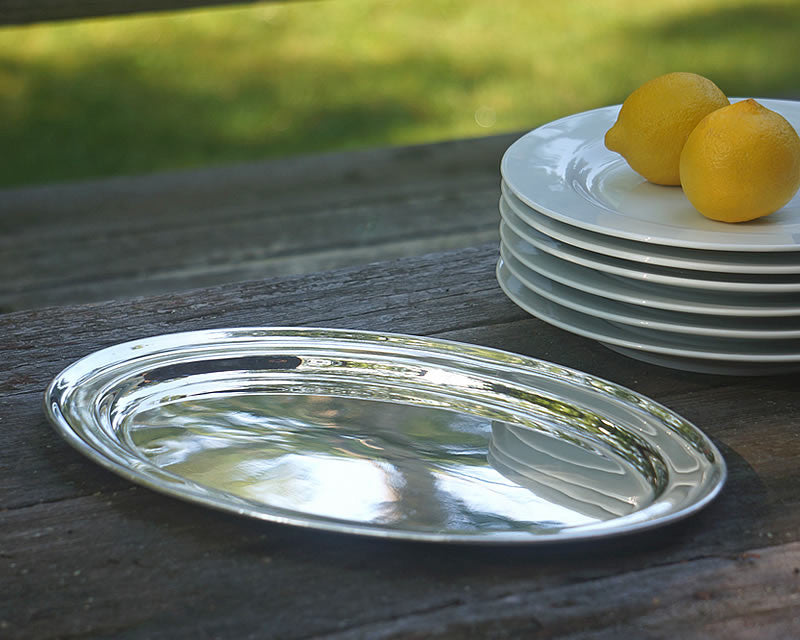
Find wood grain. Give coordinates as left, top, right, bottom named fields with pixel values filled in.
left=3, top=245, right=800, bottom=638
left=0, top=134, right=515, bottom=313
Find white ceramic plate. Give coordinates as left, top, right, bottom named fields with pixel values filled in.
left=501, top=182, right=800, bottom=274
left=499, top=242, right=800, bottom=339
left=496, top=258, right=800, bottom=375
left=500, top=228, right=800, bottom=317
left=499, top=197, right=800, bottom=292
left=501, top=98, right=800, bottom=252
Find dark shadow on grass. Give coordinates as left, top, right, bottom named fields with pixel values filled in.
left=653, top=2, right=797, bottom=39
left=641, top=2, right=800, bottom=98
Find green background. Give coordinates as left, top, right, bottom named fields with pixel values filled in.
left=1, top=0, right=798, bottom=187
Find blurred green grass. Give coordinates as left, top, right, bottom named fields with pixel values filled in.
left=0, top=0, right=798, bottom=187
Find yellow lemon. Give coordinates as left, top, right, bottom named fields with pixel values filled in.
left=680, top=99, right=800, bottom=223
left=605, top=72, right=729, bottom=185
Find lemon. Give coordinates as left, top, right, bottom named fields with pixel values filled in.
left=680, top=99, right=800, bottom=223
left=605, top=72, right=729, bottom=186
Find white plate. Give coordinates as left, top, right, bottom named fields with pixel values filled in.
left=500, top=228, right=800, bottom=317
left=499, top=242, right=800, bottom=339
left=499, top=197, right=800, bottom=292
left=501, top=182, right=800, bottom=275
left=501, top=98, right=800, bottom=252
left=496, top=259, right=800, bottom=375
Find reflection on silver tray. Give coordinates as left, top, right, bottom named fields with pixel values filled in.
left=44, top=327, right=725, bottom=544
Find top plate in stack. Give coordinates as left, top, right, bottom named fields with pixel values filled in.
left=497, top=98, right=800, bottom=375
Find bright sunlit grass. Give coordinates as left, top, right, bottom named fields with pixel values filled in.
left=0, top=0, right=797, bottom=187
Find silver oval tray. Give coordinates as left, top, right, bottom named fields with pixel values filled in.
left=44, top=327, right=726, bottom=544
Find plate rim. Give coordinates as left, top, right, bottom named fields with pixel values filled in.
left=497, top=231, right=800, bottom=340
left=499, top=225, right=800, bottom=317
left=44, top=326, right=727, bottom=545
left=499, top=196, right=800, bottom=292
left=497, top=255, right=800, bottom=363
left=501, top=182, right=800, bottom=274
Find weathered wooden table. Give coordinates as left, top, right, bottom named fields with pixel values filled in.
left=5, top=3, right=800, bottom=638
left=0, top=134, right=513, bottom=313
left=4, top=235, right=800, bottom=637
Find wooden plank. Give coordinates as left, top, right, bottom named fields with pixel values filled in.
left=320, top=542, right=800, bottom=639
left=0, top=0, right=304, bottom=25
left=5, top=484, right=799, bottom=639
left=1, top=245, right=512, bottom=400
left=3, top=245, right=800, bottom=637
left=0, top=134, right=516, bottom=312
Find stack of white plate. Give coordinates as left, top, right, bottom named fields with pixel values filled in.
left=497, top=98, right=800, bottom=375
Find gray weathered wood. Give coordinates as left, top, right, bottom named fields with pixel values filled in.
left=0, top=134, right=515, bottom=313
left=322, top=542, right=800, bottom=639
left=0, top=0, right=304, bottom=25
left=3, top=244, right=800, bottom=638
